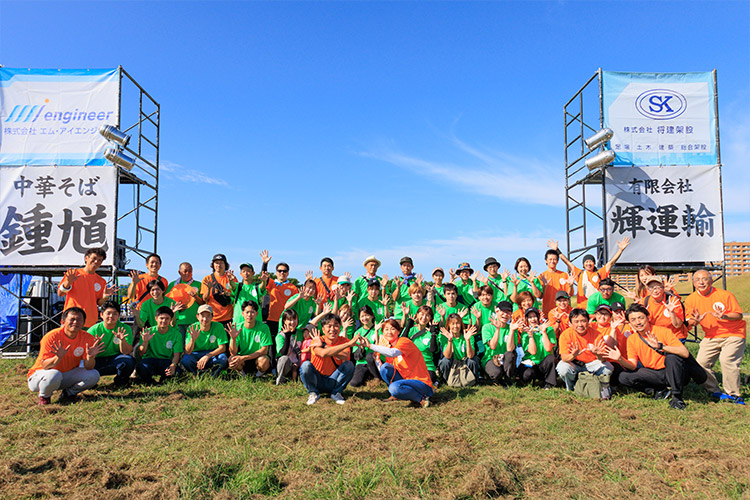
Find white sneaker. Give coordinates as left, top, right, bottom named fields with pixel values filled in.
left=331, top=393, right=346, bottom=405
left=306, top=393, right=320, bottom=405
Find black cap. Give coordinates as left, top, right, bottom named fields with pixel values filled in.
left=595, top=304, right=612, bottom=314
left=483, top=257, right=500, bottom=271
left=400, top=256, right=413, bottom=266
left=366, top=278, right=381, bottom=288
left=496, top=301, right=513, bottom=313
left=555, top=290, right=570, bottom=300
left=524, top=307, right=540, bottom=318
left=610, top=302, right=625, bottom=312
left=582, top=254, right=596, bottom=264
left=212, top=253, right=228, bottom=263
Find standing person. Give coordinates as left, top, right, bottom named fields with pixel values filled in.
left=231, top=262, right=268, bottom=326
left=395, top=283, right=427, bottom=322
left=88, top=300, right=136, bottom=387
left=361, top=318, right=435, bottom=407
left=182, top=305, right=229, bottom=377
left=135, top=306, right=183, bottom=384
left=475, top=258, right=509, bottom=304
left=353, top=256, right=382, bottom=300
left=283, top=278, right=319, bottom=335
left=226, top=301, right=273, bottom=377
left=27, top=307, right=103, bottom=405
left=539, top=249, right=572, bottom=316
left=127, top=253, right=168, bottom=309
left=57, top=247, right=117, bottom=329
left=136, top=280, right=179, bottom=329
left=300, top=314, right=358, bottom=405
left=685, top=269, right=746, bottom=404
left=265, top=259, right=299, bottom=337
left=433, top=284, right=470, bottom=327
left=585, top=278, right=625, bottom=315
left=390, top=256, right=420, bottom=306
left=547, top=238, right=630, bottom=310
left=166, top=262, right=204, bottom=338
left=556, top=309, right=613, bottom=391
left=201, top=253, right=238, bottom=326
left=642, top=275, right=687, bottom=341
left=429, top=268, right=447, bottom=307
left=508, top=257, right=543, bottom=307
left=354, top=279, right=389, bottom=323
left=453, top=263, right=476, bottom=306
left=315, top=257, right=338, bottom=303
left=604, top=304, right=707, bottom=410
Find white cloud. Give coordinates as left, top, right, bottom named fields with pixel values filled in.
left=160, top=160, right=230, bottom=187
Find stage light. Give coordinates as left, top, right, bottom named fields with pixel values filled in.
left=104, top=148, right=136, bottom=171
left=584, top=128, right=614, bottom=150
left=585, top=150, right=616, bottom=171
left=99, top=125, right=131, bottom=147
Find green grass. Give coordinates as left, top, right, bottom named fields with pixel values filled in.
left=1, top=350, right=749, bottom=499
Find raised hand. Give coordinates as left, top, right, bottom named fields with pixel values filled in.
left=501, top=269, right=510, bottom=281
left=141, top=329, right=155, bottom=344
left=380, top=295, right=390, bottom=307
left=617, top=237, right=631, bottom=251
left=51, top=340, right=69, bottom=359
left=129, top=269, right=142, bottom=284
left=566, top=271, right=578, bottom=286
left=489, top=313, right=503, bottom=329
left=664, top=275, right=676, bottom=293
left=472, top=271, right=481, bottom=283
left=643, top=331, right=661, bottom=349
left=63, top=268, right=80, bottom=286
left=85, top=339, right=105, bottom=360
left=342, top=272, right=352, bottom=280
left=602, top=345, right=621, bottom=362
left=346, top=290, right=356, bottom=304
left=440, top=327, right=453, bottom=340
left=664, top=295, right=680, bottom=314
left=568, top=341, right=582, bottom=358
left=171, top=301, right=185, bottom=312
left=415, top=273, right=423, bottom=285
left=464, top=325, right=477, bottom=341
left=690, top=308, right=707, bottom=324
left=546, top=239, right=559, bottom=252
left=528, top=270, right=537, bottom=282
left=187, top=324, right=201, bottom=342
left=449, top=268, right=456, bottom=281
left=400, top=302, right=409, bottom=316
left=509, top=319, right=522, bottom=331
left=611, top=315, right=625, bottom=331
left=305, top=270, right=314, bottom=281
left=458, top=308, right=468, bottom=319
left=113, top=327, right=128, bottom=342
left=510, top=274, right=520, bottom=285
left=225, top=323, right=240, bottom=340
left=341, top=316, right=354, bottom=332
left=381, top=274, right=389, bottom=289
left=314, top=294, right=325, bottom=308
left=437, top=305, right=446, bottom=321
left=259, top=249, right=271, bottom=264
left=622, top=288, right=638, bottom=301
left=260, top=271, right=270, bottom=282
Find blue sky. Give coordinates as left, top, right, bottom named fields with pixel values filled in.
left=1, top=1, right=748, bottom=281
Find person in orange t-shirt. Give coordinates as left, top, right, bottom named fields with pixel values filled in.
left=360, top=318, right=434, bottom=407
left=265, top=261, right=299, bottom=336
left=126, top=253, right=168, bottom=310
left=685, top=270, right=747, bottom=401
left=556, top=308, right=613, bottom=391
left=57, top=247, right=117, bottom=328
left=299, top=313, right=358, bottom=405
left=539, top=249, right=572, bottom=316
left=603, top=303, right=707, bottom=410
left=200, top=253, right=238, bottom=325
left=642, top=275, right=687, bottom=340
left=548, top=291, right=572, bottom=335
left=591, top=304, right=628, bottom=385
left=27, top=307, right=104, bottom=405
left=315, top=257, right=339, bottom=303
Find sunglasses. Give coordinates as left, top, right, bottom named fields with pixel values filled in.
left=277, top=269, right=289, bottom=273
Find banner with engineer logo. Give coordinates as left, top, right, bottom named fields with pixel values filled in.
left=605, top=165, right=723, bottom=264
left=0, top=68, right=119, bottom=166
left=602, top=71, right=717, bottom=166
left=0, top=165, right=116, bottom=266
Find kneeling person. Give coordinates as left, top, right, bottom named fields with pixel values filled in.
left=227, top=301, right=273, bottom=376
left=136, top=306, right=183, bottom=383
left=556, top=308, right=613, bottom=391
left=88, top=300, right=136, bottom=386
left=183, top=305, right=229, bottom=376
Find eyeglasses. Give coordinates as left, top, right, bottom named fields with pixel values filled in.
left=277, top=269, right=289, bottom=273
left=599, top=287, right=614, bottom=292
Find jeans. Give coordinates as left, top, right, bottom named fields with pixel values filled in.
left=136, top=357, right=175, bottom=383
left=181, top=351, right=229, bottom=376
left=300, top=360, right=354, bottom=396
left=556, top=359, right=613, bottom=391
left=95, top=354, right=136, bottom=385
left=379, top=363, right=433, bottom=403
left=28, top=367, right=100, bottom=398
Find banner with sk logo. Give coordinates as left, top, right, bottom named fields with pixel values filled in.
left=602, top=71, right=717, bottom=166
left=0, top=68, right=119, bottom=166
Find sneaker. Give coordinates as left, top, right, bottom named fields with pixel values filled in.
left=728, top=395, right=746, bottom=405
left=331, top=393, right=346, bottom=405
left=381, top=396, right=398, bottom=403
left=306, top=393, right=320, bottom=406
left=669, top=397, right=687, bottom=411
left=711, top=391, right=731, bottom=401
left=420, top=397, right=431, bottom=408
left=275, top=375, right=285, bottom=386
left=653, top=389, right=671, bottom=400
left=38, top=396, right=51, bottom=406
left=59, top=390, right=80, bottom=404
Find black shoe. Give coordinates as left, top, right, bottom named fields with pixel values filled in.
left=59, top=390, right=81, bottom=404
left=643, top=387, right=655, bottom=396
left=669, top=397, right=687, bottom=410
left=654, top=389, right=671, bottom=400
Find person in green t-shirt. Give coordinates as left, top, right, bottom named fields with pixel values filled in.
left=273, top=309, right=302, bottom=384
left=182, top=304, right=229, bottom=377
left=480, top=301, right=519, bottom=385
left=508, top=257, right=543, bottom=308
left=437, top=313, right=479, bottom=384
left=227, top=301, right=273, bottom=377
left=135, top=306, right=184, bottom=384
left=350, top=305, right=382, bottom=387
left=473, top=257, right=509, bottom=304
left=89, top=300, right=135, bottom=387
left=517, top=307, right=557, bottom=388
left=136, top=279, right=182, bottom=330
left=231, top=262, right=268, bottom=326
left=452, top=262, right=476, bottom=306
left=402, top=304, right=439, bottom=384
left=353, top=255, right=382, bottom=300
left=434, top=284, right=470, bottom=327
left=427, top=267, right=447, bottom=307
left=354, top=279, right=389, bottom=323
left=165, top=262, right=204, bottom=338
left=395, top=283, right=427, bottom=322
left=585, top=278, right=626, bottom=315
left=389, top=256, right=421, bottom=306
left=283, top=279, right=319, bottom=335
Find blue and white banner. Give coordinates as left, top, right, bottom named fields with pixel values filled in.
left=0, top=68, right=120, bottom=166
left=602, top=71, right=717, bottom=166
left=605, top=165, right=723, bottom=264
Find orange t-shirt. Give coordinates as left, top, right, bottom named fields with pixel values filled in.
left=540, top=269, right=571, bottom=316
left=59, top=269, right=106, bottom=328
left=315, top=275, right=338, bottom=302
left=593, top=323, right=628, bottom=363
left=200, top=273, right=237, bottom=322
left=385, top=337, right=433, bottom=388
left=28, top=327, right=97, bottom=378
left=558, top=325, right=600, bottom=363
left=266, top=280, right=299, bottom=322
left=548, top=307, right=571, bottom=334
left=571, top=266, right=608, bottom=309
left=311, top=335, right=351, bottom=376
left=684, top=288, right=746, bottom=339
left=645, top=295, right=687, bottom=340
left=625, top=325, right=682, bottom=370
left=132, top=274, right=168, bottom=308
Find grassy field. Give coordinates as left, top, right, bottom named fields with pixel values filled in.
left=2, top=342, right=749, bottom=500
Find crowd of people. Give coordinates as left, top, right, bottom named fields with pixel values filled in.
left=27, top=238, right=747, bottom=411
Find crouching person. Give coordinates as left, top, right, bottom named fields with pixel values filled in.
left=28, top=307, right=103, bottom=405
left=604, top=303, right=707, bottom=410
left=517, top=307, right=558, bottom=388
left=226, top=301, right=272, bottom=377
left=556, top=308, right=613, bottom=390
left=182, top=305, right=229, bottom=376
left=136, top=306, right=183, bottom=384
left=88, top=300, right=136, bottom=387
left=300, top=313, right=358, bottom=405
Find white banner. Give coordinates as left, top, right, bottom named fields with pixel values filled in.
left=602, top=71, right=717, bottom=166
left=0, top=68, right=119, bottom=166
left=605, top=166, right=723, bottom=263
left=0, top=166, right=116, bottom=266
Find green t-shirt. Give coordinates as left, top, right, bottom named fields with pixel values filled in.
left=285, top=294, right=317, bottom=330
left=165, top=279, right=202, bottom=325
left=186, top=321, right=228, bottom=353
left=438, top=333, right=475, bottom=361
left=480, top=276, right=508, bottom=304
left=353, top=275, right=381, bottom=300
left=455, top=280, right=476, bottom=306
left=508, top=277, right=543, bottom=310
left=432, top=285, right=446, bottom=307
left=352, top=326, right=379, bottom=366
left=470, top=302, right=495, bottom=328
left=520, top=327, right=557, bottom=365
left=235, top=321, right=272, bottom=356
left=139, top=296, right=175, bottom=328
left=433, top=303, right=470, bottom=326
left=407, top=325, right=436, bottom=371
left=586, top=291, right=626, bottom=315
left=480, top=323, right=511, bottom=366
left=140, top=326, right=184, bottom=359
left=275, top=329, right=304, bottom=354
left=355, top=296, right=387, bottom=323
left=88, top=320, right=134, bottom=358
left=394, top=299, right=424, bottom=320
left=232, top=282, right=267, bottom=325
